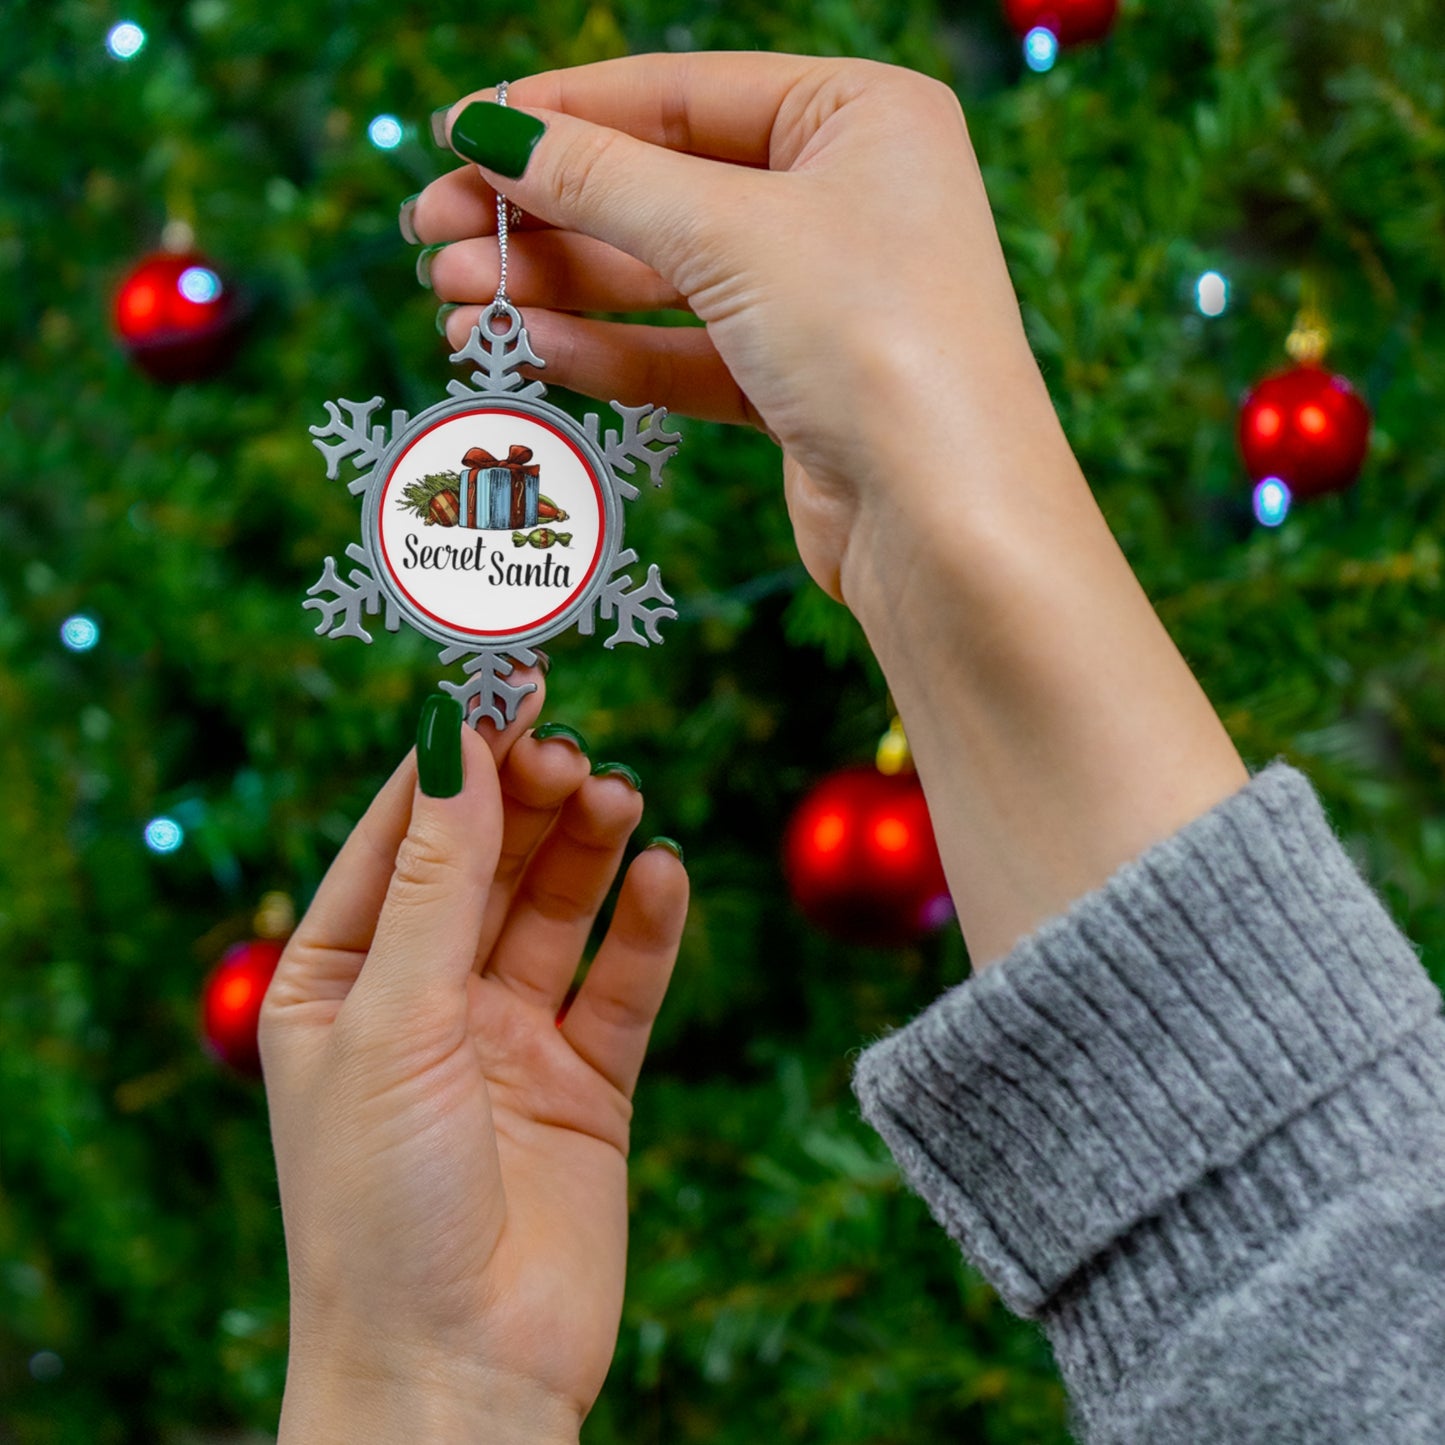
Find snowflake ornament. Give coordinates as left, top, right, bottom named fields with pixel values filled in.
left=305, top=302, right=681, bottom=727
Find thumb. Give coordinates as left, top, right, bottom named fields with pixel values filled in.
left=345, top=695, right=503, bottom=1036
left=441, top=95, right=754, bottom=288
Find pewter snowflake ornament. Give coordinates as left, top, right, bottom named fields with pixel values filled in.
left=304, top=302, right=681, bottom=728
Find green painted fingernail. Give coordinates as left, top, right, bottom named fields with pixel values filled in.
left=430, top=105, right=452, bottom=148
left=417, top=694, right=464, bottom=798
left=450, top=101, right=546, bottom=179
left=398, top=193, right=422, bottom=245
left=591, top=760, right=641, bottom=791
left=645, top=836, right=684, bottom=864
left=435, top=302, right=460, bottom=337
left=533, top=722, right=589, bottom=755
left=416, top=242, right=447, bottom=290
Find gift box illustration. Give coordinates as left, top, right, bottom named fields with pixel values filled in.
left=461, top=444, right=539, bottom=530
left=398, top=445, right=573, bottom=531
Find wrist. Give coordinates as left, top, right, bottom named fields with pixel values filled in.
left=836, top=393, right=1248, bottom=972
left=279, top=1343, right=582, bottom=1445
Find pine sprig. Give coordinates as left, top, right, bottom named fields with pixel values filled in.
left=398, top=470, right=460, bottom=519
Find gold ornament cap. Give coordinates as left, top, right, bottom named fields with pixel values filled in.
left=875, top=715, right=913, bottom=776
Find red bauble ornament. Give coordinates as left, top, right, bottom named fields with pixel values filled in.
left=783, top=766, right=953, bottom=947
left=1238, top=362, right=1372, bottom=500
left=113, top=250, right=240, bottom=382
left=200, top=939, right=284, bottom=1076
left=1003, top=0, right=1118, bottom=45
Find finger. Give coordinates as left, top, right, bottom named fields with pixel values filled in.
left=344, top=712, right=504, bottom=1038
left=266, top=751, right=419, bottom=1005
left=484, top=771, right=645, bottom=1012
left=410, top=163, right=555, bottom=245
left=560, top=845, right=689, bottom=1099
left=492, top=52, right=849, bottom=166
left=439, top=92, right=770, bottom=283
left=440, top=307, right=760, bottom=425
left=473, top=726, right=593, bottom=969
left=430, top=231, right=686, bottom=314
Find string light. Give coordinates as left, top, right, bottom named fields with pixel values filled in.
left=144, top=817, right=185, bottom=853
left=1253, top=477, right=1292, bottom=528
left=367, top=114, right=404, bottom=150
left=1196, top=270, right=1229, bottom=317
left=60, top=615, right=100, bottom=652
left=178, top=265, right=223, bottom=303
left=105, top=21, right=146, bottom=59
left=1024, top=27, right=1060, bottom=72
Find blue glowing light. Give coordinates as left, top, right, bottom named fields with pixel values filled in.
left=60, top=615, right=100, bottom=652
left=1024, top=26, right=1059, bottom=72
left=1253, top=477, right=1292, bottom=528
left=368, top=114, right=404, bottom=150
left=144, top=817, right=185, bottom=853
left=178, top=266, right=222, bottom=304
left=1196, top=270, right=1229, bottom=317
left=106, top=21, right=146, bottom=59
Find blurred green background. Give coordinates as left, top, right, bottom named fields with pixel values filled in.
left=3, top=0, right=1444, bottom=1440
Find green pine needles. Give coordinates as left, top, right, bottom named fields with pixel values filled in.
left=398, top=470, right=461, bottom=520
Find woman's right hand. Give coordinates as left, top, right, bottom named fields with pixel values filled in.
left=411, top=53, right=1060, bottom=605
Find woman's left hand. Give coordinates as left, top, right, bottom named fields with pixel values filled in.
left=259, top=678, right=688, bottom=1443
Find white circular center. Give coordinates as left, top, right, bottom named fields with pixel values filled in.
left=376, top=408, right=605, bottom=640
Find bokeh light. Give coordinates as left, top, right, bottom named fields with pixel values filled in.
left=178, top=266, right=222, bottom=304
left=1196, top=270, right=1229, bottom=317
left=60, top=615, right=100, bottom=652
left=1024, top=26, right=1059, bottom=72
left=144, top=817, right=185, bottom=853
left=368, top=114, right=404, bottom=150
left=1253, top=477, right=1292, bottom=528
left=105, top=21, right=145, bottom=59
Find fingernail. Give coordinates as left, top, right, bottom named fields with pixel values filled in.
left=591, top=760, right=641, bottom=791
left=450, top=100, right=546, bottom=179
left=398, top=193, right=422, bottom=245
left=435, top=302, right=460, bottom=337
left=417, top=693, right=464, bottom=798
left=533, top=722, right=589, bottom=756
left=645, top=836, right=684, bottom=864
left=531, top=648, right=551, bottom=676
left=416, top=242, right=448, bottom=290
left=430, top=105, right=452, bottom=148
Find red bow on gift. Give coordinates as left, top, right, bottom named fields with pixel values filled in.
left=462, top=444, right=535, bottom=470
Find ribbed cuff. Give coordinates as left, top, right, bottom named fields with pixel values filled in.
left=851, top=759, right=1443, bottom=1320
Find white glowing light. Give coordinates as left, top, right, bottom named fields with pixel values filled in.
left=1253, top=477, right=1292, bottom=528
left=368, top=114, right=404, bottom=150
left=178, top=266, right=222, bottom=303
left=1196, top=270, right=1229, bottom=317
left=106, top=21, right=146, bottom=59
left=60, top=615, right=100, bottom=652
left=1024, top=26, right=1059, bottom=72
left=144, top=817, right=185, bottom=853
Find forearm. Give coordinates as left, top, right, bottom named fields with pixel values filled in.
left=841, top=361, right=1249, bottom=970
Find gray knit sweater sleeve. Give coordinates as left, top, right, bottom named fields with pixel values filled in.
left=851, top=759, right=1445, bottom=1442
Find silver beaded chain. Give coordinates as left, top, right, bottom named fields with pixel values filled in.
left=491, top=81, right=523, bottom=318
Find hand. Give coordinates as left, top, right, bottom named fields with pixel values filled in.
left=412, top=53, right=1058, bottom=603
left=259, top=679, right=688, bottom=1441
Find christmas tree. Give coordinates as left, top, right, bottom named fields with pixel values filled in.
left=3, top=0, right=1444, bottom=1441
